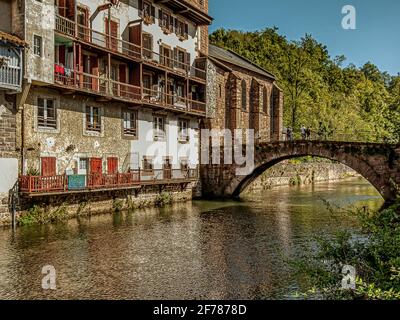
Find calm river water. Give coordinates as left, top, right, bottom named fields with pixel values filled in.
left=0, top=178, right=383, bottom=300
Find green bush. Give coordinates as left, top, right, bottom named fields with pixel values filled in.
left=18, top=204, right=69, bottom=226
left=154, top=192, right=172, bottom=207
left=292, top=202, right=400, bottom=300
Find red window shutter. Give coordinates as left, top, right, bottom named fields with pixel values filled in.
left=41, top=157, right=56, bottom=177
left=107, top=158, right=118, bottom=174
left=58, top=0, right=66, bottom=16
left=66, top=0, right=75, bottom=19
left=90, top=158, right=103, bottom=174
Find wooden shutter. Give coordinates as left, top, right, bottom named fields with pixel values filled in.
left=59, top=45, right=66, bottom=65
left=138, top=0, right=143, bottom=16
left=66, top=0, right=75, bottom=20
left=151, top=5, right=156, bottom=18
left=58, top=0, right=66, bottom=16
left=184, top=23, right=189, bottom=37
left=129, top=24, right=141, bottom=57
left=105, top=18, right=119, bottom=51
left=90, top=158, right=103, bottom=174
left=107, top=157, right=118, bottom=174
left=186, top=52, right=191, bottom=71
left=158, top=9, right=163, bottom=26
left=169, top=15, right=174, bottom=32
left=41, top=157, right=56, bottom=177
left=173, top=48, right=178, bottom=68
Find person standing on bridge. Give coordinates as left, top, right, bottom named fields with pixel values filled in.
left=300, top=125, right=306, bottom=140
left=306, top=127, right=311, bottom=140
left=287, top=127, right=294, bottom=141
left=318, top=122, right=326, bottom=140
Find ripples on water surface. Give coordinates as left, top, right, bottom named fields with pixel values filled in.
left=0, top=178, right=383, bottom=299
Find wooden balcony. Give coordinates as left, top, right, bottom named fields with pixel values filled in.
left=54, top=67, right=207, bottom=114
left=153, top=0, right=213, bottom=25
left=19, top=169, right=198, bottom=196
left=0, top=44, right=23, bottom=91
left=55, top=15, right=207, bottom=83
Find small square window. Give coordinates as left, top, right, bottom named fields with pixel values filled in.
left=33, top=35, right=42, bottom=56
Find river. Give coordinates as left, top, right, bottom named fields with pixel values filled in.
left=0, top=177, right=383, bottom=300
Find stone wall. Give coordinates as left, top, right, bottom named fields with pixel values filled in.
left=205, top=59, right=284, bottom=142
left=243, top=161, right=359, bottom=194
left=0, top=184, right=196, bottom=226
left=0, top=92, right=17, bottom=156
left=23, top=87, right=131, bottom=174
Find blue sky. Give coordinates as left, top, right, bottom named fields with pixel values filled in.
left=209, top=0, right=400, bottom=75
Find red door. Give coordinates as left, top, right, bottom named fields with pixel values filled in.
left=90, top=158, right=103, bottom=187
left=41, top=157, right=56, bottom=177
left=107, top=157, right=118, bottom=174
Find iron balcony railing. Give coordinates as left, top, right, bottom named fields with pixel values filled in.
left=19, top=168, right=199, bottom=194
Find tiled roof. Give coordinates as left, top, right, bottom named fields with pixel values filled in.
left=209, top=44, right=275, bottom=80
left=0, top=31, right=27, bottom=47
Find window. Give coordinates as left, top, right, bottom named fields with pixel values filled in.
left=37, top=98, right=57, bottom=129
left=180, top=158, right=189, bottom=173
left=142, top=1, right=155, bottom=24
left=123, top=110, right=138, bottom=137
left=159, top=9, right=173, bottom=33
left=219, top=84, right=222, bottom=98
left=142, top=33, right=153, bottom=59
left=142, top=157, right=154, bottom=175
left=153, top=116, right=165, bottom=140
left=263, top=87, right=269, bottom=113
left=241, top=80, right=247, bottom=111
left=174, top=48, right=186, bottom=70
left=175, top=19, right=188, bottom=39
left=160, top=45, right=172, bottom=68
left=79, top=158, right=87, bottom=171
left=85, top=106, right=101, bottom=132
left=33, top=35, right=42, bottom=56
left=178, top=119, right=189, bottom=142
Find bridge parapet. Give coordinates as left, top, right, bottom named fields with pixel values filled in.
left=200, top=140, right=400, bottom=204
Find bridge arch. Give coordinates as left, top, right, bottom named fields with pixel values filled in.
left=201, top=141, right=400, bottom=204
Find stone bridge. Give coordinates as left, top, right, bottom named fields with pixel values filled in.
left=200, top=141, right=400, bottom=204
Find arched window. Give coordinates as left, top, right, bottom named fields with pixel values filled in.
left=241, top=80, right=247, bottom=111
left=263, top=86, right=268, bottom=113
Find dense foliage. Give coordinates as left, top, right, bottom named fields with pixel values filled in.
left=291, top=201, right=400, bottom=300
left=210, top=28, right=400, bottom=142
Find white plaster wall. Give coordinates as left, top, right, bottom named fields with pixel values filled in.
left=81, top=0, right=200, bottom=65
left=25, top=0, right=55, bottom=84
left=0, top=158, right=18, bottom=193
left=131, top=110, right=199, bottom=170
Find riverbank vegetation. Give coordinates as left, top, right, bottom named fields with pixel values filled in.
left=292, top=201, right=400, bottom=300
left=210, top=28, right=400, bottom=142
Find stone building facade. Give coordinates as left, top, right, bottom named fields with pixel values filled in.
left=205, top=44, right=284, bottom=143
left=0, top=0, right=213, bottom=225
